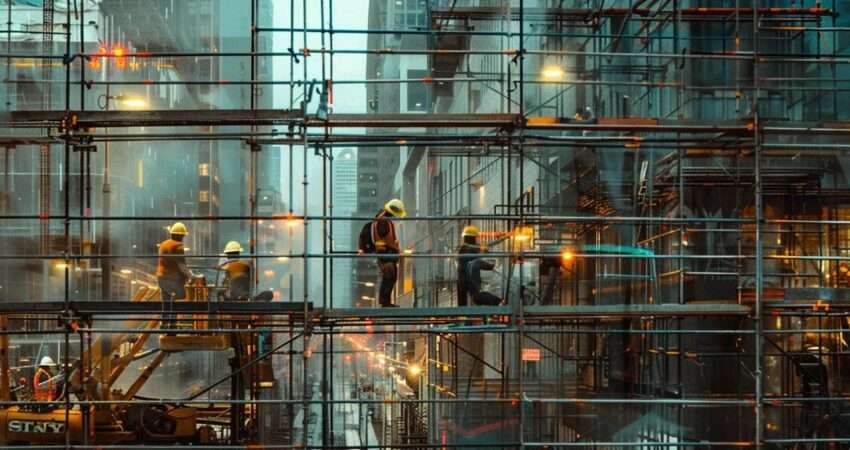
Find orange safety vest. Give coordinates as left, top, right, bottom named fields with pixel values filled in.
left=156, top=239, right=187, bottom=278
left=33, top=368, right=54, bottom=402
left=371, top=216, right=399, bottom=253
left=222, top=259, right=252, bottom=299
left=222, top=259, right=251, bottom=281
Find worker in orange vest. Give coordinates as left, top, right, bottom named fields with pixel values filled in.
left=156, top=222, right=194, bottom=301
left=220, top=241, right=251, bottom=301
left=33, top=356, right=57, bottom=403
left=357, top=199, right=405, bottom=307
left=157, top=222, right=194, bottom=329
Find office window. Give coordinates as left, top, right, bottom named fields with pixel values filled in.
left=393, top=0, right=427, bottom=29
left=407, top=69, right=429, bottom=111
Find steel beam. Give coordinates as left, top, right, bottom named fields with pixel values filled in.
left=0, top=301, right=312, bottom=315
left=523, top=303, right=751, bottom=317
left=0, top=109, right=303, bottom=128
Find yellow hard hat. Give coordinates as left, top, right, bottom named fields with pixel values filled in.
left=170, top=222, right=188, bottom=236
left=462, top=225, right=480, bottom=237
left=384, top=198, right=406, bottom=218
left=223, top=241, right=243, bottom=254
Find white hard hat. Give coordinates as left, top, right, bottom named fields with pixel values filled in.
left=39, top=356, right=57, bottom=367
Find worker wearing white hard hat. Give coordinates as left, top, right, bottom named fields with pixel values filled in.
left=156, top=221, right=194, bottom=301
left=33, top=356, right=57, bottom=403
left=156, top=222, right=195, bottom=331
left=220, top=241, right=251, bottom=301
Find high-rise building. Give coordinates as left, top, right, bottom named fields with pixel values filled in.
left=93, top=0, right=279, bottom=296
left=355, top=1, right=431, bottom=306
left=331, top=148, right=357, bottom=307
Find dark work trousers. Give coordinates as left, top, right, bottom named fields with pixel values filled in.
left=456, top=243, right=480, bottom=307
left=468, top=258, right=500, bottom=306
left=472, top=291, right=501, bottom=306
left=377, top=259, right=398, bottom=306
left=456, top=270, right=469, bottom=307
left=225, top=276, right=251, bottom=301
left=540, top=266, right=559, bottom=305
left=158, top=275, right=186, bottom=329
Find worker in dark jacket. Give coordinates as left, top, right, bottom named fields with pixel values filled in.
left=374, top=199, right=405, bottom=307
left=220, top=240, right=251, bottom=301
left=457, top=225, right=483, bottom=307
left=358, top=199, right=406, bottom=307
left=467, top=258, right=501, bottom=306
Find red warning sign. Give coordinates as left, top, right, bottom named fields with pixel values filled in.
left=521, top=348, right=541, bottom=362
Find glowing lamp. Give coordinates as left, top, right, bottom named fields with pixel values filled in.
left=540, top=65, right=565, bottom=81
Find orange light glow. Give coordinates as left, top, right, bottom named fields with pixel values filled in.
left=90, top=46, right=107, bottom=69
left=512, top=226, right=534, bottom=242
left=114, top=47, right=126, bottom=69
left=285, top=215, right=300, bottom=228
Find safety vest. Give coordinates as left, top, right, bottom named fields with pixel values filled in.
left=371, top=217, right=398, bottom=253
left=222, top=259, right=252, bottom=300
left=223, top=259, right=251, bottom=281
left=156, top=239, right=187, bottom=278
left=33, top=368, right=54, bottom=402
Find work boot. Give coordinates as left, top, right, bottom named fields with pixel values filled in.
left=381, top=303, right=399, bottom=308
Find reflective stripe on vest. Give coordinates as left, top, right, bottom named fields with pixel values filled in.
left=371, top=218, right=397, bottom=251
left=33, top=368, right=54, bottom=402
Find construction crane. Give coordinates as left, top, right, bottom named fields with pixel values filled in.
left=0, top=275, right=273, bottom=446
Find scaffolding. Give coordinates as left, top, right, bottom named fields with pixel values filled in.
left=3, top=0, right=850, bottom=448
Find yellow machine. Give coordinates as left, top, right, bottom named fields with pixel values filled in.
left=0, top=408, right=85, bottom=445
left=0, top=276, right=265, bottom=446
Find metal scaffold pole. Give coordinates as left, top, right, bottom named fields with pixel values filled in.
left=752, top=0, right=764, bottom=447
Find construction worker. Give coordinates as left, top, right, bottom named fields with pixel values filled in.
left=156, top=222, right=194, bottom=301
left=467, top=258, right=501, bottom=305
left=33, top=356, right=56, bottom=405
left=358, top=199, right=406, bottom=307
left=220, top=241, right=251, bottom=301
left=457, top=225, right=483, bottom=307
left=12, top=376, right=28, bottom=402
left=157, top=222, right=193, bottom=329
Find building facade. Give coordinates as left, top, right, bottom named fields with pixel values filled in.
left=331, top=148, right=357, bottom=307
